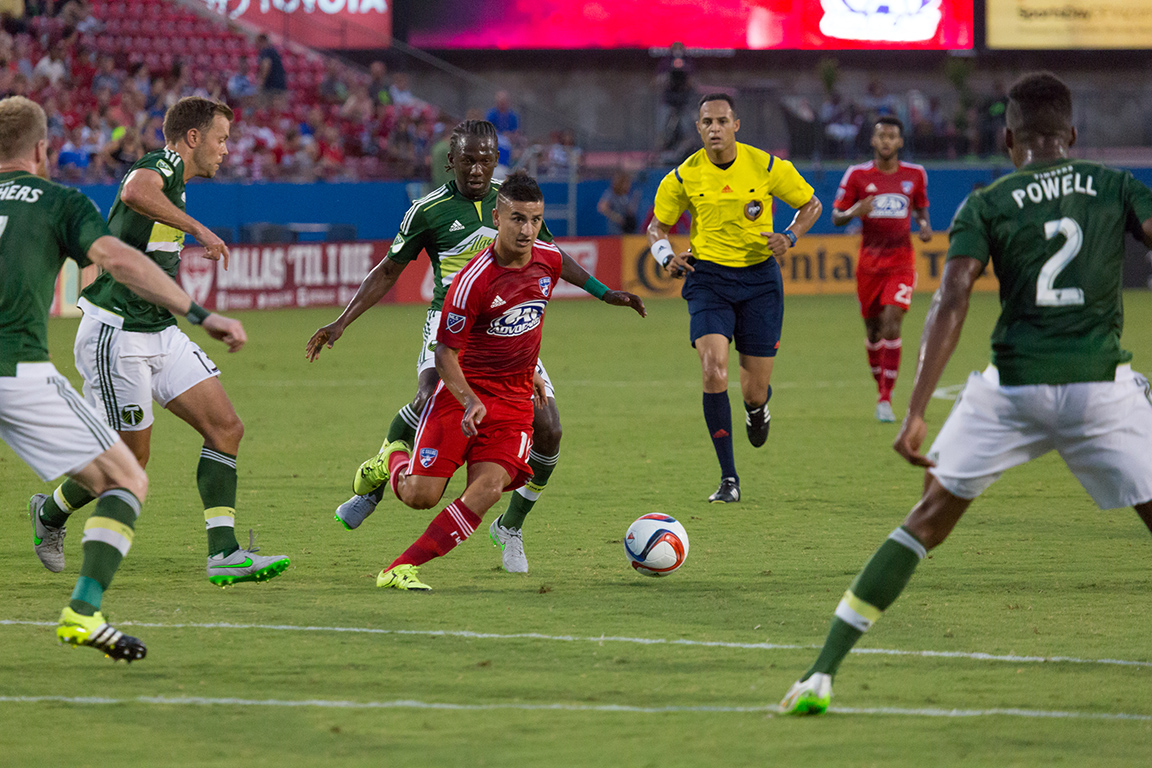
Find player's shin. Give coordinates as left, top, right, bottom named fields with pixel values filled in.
left=389, top=498, right=481, bottom=568
left=499, top=449, right=558, bottom=530
left=804, top=526, right=926, bottom=680
left=41, top=478, right=96, bottom=528
left=198, top=446, right=239, bottom=557
left=70, top=490, right=140, bottom=615
left=879, top=339, right=902, bottom=401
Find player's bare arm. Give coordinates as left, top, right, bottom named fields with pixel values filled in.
left=647, top=216, right=693, bottom=277
left=1140, top=216, right=1152, bottom=247
left=893, top=257, right=984, bottom=466
left=914, top=207, right=933, bottom=242
left=306, top=257, right=408, bottom=360
left=434, top=344, right=486, bottom=437
left=763, top=195, right=823, bottom=256
left=557, top=248, right=647, bottom=317
left=120, top=167, right=230, bottom=269
left=831, top=195, right=874, bottom=227
left=87, top=235, right=246, bottom=352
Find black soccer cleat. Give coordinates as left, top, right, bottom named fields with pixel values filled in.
left=708, top=477, right=741, bottom=504
left=745, top=402, right=770, bottom=448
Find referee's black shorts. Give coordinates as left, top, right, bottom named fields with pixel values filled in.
left=681, top=256, right=783, bottom=358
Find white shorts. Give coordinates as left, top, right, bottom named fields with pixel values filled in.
left=418, top=308, right=556, bottom=399
left=928, top=364, right=1152, bottom=510
left=0, top=362, right=119, bottom=480
left=75, top=313, right=220, bottom=432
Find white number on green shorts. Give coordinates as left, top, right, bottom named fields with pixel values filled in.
left=1037, top=217, right=1085, bottom=307
left=0, top=215, right=8, bottom=241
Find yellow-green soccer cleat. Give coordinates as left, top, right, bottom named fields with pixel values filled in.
left=353, top=440, right=411, bottom=496
left=376, top=563, right=432, bottom=591
left=779, top=672, right=832, bottom=715
left=57, top=607, right=146, bottom=662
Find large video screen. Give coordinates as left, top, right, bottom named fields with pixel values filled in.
left=987, top=0, right=1152, bottom=49
left=406, top=1, right=974, bottom=51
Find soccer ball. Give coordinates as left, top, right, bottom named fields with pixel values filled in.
left=624, top=514, right=689, bottom=577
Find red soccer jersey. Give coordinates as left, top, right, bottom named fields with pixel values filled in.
left=438, top=240, right=563, bottom=402
left=834, top=160, right=929, bottom=271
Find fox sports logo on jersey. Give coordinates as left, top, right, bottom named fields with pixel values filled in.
left=869, top=193, right=910, bottom=219
left=487, top=300, right=547, bottom=337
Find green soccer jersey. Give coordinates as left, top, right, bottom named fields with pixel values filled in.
left=948, top=158, right=1152, bottom=385
left=388, top=179, right=553, bottom=311
left=80, top=148, right=187, bottom=332
left=0, top=170, right=110, bottom=377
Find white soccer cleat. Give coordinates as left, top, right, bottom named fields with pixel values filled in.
left=489, top=518, right=529, bottom=573
left=779, top=672, right=832, bottom=715
left=875, top=400, right=896, bottom=423
left=30, top=493, right=66, bottom=573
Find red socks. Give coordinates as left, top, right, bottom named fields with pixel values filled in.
left=865, top=340, right=883, bottom=388
left=388, top=448, right=411, bottom=499
left=389, top=499, right=481, bottom=569
left=877, top=338, right=901, bottom=403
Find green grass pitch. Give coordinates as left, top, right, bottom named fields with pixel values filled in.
left=2, top=293, right=1151, bottom=766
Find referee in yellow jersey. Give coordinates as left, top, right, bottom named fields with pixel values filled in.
left=648, top=93, right=822, bottom=503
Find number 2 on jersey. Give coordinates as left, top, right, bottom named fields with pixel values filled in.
left=1036, top=217, right=1085, bottom=307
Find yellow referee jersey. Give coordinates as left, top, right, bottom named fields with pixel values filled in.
left=654, top=143, right=815, bottom=267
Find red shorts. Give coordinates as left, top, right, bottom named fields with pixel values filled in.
left=408, top=383, right=534, bottom=491
left=857, top=268, right=916, bottom=318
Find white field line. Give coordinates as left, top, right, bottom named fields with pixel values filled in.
left=236, top=378, right=861, bottom=390
left=3, top=619, right=1150, bottom=669
left=0, top=695, right=1148, bottom=722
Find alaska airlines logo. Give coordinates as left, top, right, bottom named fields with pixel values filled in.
left=820, top=0, right=942, bottom=43
left=868, top=193, right=910, bottom=219
left=487, top=300, right=546, bottom=337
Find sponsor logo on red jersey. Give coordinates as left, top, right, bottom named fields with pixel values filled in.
left=487, top=299, right=547, bottom=337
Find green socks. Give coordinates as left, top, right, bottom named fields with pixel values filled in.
left=70, top=489, right=140, bottom=615
left=498, top=450, right=559, bottom=531
left=41, top=478, right=96, bottom=528
left=198, top=446, right=240, bottom=557
left=805, top=526, right=927, bottom=680
left=387, top=404, right=420, bottom=445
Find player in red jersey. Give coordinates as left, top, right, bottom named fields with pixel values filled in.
left=359, top=172, right=602, bottom=590
left=833, top=116, right=932, bottom=422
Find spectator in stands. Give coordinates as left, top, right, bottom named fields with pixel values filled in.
left=486, top=89, right=520, bottom=171
left=13, top=32, right=31, bottom=77
left=102, top=125, right=143, bottom=178
left=256, top=33, right=287, bottom=98
left=91, top=54, right=118, bottom=94
left=128, top=62, right=150, bottom=100
left=141, top=113, right=164, bottom=151
left=227, top=56, right=257, bottom=101
left=318, top=58, right=347, bottom=104
left=654, top=41, right=695, bottom=157
left=978, top=80, right=1009, bottom=157
left=598, top=171, right=640, bottom=235
left=820, top=91, right=860, bottom=159
left=33, top=41, right=68, bottom=87
left=341, top=82, right=373, bottom=123
left=0, top=0, right=26, bottom=35
left=389, top=72, right=418, bottom=108
left=56, top=126, right=88, bottom=177
left=317, top=124, right=347, bottom=179
left=545, top=128, right=579, bottom=177
left=368, top=60, right=391, bottom=106
left=428, top=123, right=452, bottom=187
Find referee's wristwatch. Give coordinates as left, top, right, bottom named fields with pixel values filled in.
left=782, top=229, right=798, bottom=248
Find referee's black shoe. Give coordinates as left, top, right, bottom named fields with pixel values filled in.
left=709, top=477, right=741, bottom=504
left=745, top=402, right=771, bottom=448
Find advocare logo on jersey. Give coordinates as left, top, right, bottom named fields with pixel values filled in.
left=868, top=193, right=910, bottom=219
left=487, top=300, right=547, bottom=337
left=819, top=0, right=943, bottom=44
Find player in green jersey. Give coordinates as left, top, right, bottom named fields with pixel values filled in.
left=28, top=97, right=290, bottom=587
left=306, top=119, right=645, bottom=573
left=0, top=96, right=245, bottom=660
left=781, top=72, right=1152, bottom=714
